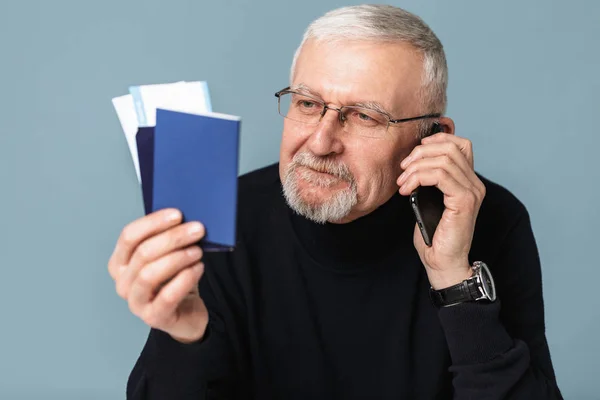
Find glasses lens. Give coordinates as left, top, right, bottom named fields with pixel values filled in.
left=276, top=92, right=390, bottom=138
left=278, top=92, right=322, bottom=124
left=342, top=107, right=389, bottom=138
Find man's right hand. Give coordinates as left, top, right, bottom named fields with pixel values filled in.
left=108, top=208, right=208, bottom=344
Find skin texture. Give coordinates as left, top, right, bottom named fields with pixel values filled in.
left=279, top=39, right=426, bottom=223
left=280, top=39, right=486, bottom=289
left=108, top=208, right=208, bottom=343
left=108, top=38, right=487, bottom=345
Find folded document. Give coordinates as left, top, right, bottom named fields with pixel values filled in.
left=112, top=81, right=240, bottom=251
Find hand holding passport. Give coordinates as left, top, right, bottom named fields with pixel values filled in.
left=112, top=81, right=241, bottom=251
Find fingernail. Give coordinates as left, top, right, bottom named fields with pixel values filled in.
left=401, top=156, right=411, bottom=168
left=193, top=263, right=204, bottom=274
left=186, top=246, right=201, bottom=258
left=398, top=172, right=406, bottom=185
left=188, top=222, right=204, bottom=235
left=165, top=209, right=181, bottom=222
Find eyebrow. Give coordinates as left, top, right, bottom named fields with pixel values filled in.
left=290, top=83, right=392, bottom=117
left=290, top=83, right=321, bottom=97
left=353, top=101, right=391, bottom=117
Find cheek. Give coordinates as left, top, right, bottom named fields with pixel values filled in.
left=349, top=142, right=407, bottom=196
left=347, top=155, right=386, bottom=194
left=279, top=121, right=307, bottom=170
left=357, top=161, right=392, bottom=190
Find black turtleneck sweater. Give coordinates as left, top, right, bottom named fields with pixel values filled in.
left=126, top=163, right=562, bottom=400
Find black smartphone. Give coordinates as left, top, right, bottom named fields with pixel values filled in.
left=409, top=123, right=445, bottom=247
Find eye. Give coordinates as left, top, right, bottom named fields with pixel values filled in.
left=298, top=100, right=317, bottom=109
left=345, top=108, right=383, bottom=127
left=292, top=95, right=322, bottom=115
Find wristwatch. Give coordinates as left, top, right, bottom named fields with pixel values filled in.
left=429, top=261, right=497, bottom=308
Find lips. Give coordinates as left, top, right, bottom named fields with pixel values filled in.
left=309, top=168, right=335, bottom=177
left=298, top=165, right=338, bottom=178
left=294, top=165, right=347, bottom=189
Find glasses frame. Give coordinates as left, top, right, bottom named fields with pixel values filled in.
left=274, top=87, right=442, bottom=133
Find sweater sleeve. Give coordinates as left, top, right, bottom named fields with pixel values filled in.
left=126, top=251, right=239, bottom=400
left=437, top=208, right=563, bottom=399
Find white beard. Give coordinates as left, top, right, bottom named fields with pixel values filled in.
left=282, top=151, right=358, bottom=224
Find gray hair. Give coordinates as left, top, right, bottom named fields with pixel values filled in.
left=290, top=4, right=448, bottom=136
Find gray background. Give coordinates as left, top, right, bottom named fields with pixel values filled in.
left=1, top=0, right=598, bottom=398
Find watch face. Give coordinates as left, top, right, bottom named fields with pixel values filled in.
left=479, top=262, right=496, bottom=301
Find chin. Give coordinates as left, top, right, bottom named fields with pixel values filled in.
left=298, top=186, right=340, bottom=208
left=282, top=168, right=359, bottom=224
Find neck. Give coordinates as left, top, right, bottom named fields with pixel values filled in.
left=287, top=192, right=416, bottom=271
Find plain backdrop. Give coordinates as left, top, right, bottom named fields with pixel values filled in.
left=0, top=0, right=598, bottom=399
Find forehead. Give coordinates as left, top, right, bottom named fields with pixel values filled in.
left=292, top=39, right=424, bottom=114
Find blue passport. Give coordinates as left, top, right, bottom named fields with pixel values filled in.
left=135, top=127, right=155, bottom=215
left=146, top=108, right=241, bottom=251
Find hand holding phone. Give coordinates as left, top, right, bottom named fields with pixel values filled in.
left=409, top=122, right=445, bottom=247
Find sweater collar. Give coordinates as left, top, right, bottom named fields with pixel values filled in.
left=286, top=190, right=416, bottom=271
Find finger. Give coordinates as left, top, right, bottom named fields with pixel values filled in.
left=397, top=155, right=472, bottom=190
left=401, top=139, right=473, bottom=174
left=399, top=168, right=474, bottom=212
left=421, top=133, right=474, bottom=167
left=406, top=137, right=486, bottom=199
left=143, top=262, right=205, bottom=328
left=108, top=208, right=182, bottom=279
left=117, top=221, right=205, bottom=299
left=400, top=141, right=481, bottom=196
left=127, top=246, right=203, bottom=310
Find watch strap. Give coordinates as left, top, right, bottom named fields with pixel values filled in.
left=429, top=280, right=477, bottom=308
left=429, top=262, right=496, bottom=308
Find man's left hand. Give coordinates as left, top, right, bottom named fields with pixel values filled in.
left=396, top=132, right=486, bottom=290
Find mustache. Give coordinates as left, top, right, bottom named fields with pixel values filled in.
left=289, top=152, right=355, bottom=183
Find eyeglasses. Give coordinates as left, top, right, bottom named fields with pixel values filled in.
left=274, top=87, right=441, bottom=138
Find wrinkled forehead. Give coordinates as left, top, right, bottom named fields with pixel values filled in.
left=292, top=39, right=425, bottom=116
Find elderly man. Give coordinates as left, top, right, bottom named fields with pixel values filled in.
left=110, top=4, right=562, bottom=399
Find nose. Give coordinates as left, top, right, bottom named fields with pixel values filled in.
left=319, top=105, right=344, bottom=124
left=306, top=108, right=344, bottom=157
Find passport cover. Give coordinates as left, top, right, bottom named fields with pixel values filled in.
left=135, top=127, right=155, bottom=215
left=151, top=108, right=240, bottom=250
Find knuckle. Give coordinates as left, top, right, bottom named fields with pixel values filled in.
left=162, top=289, right=179, bottom=306
left=115, top=280, right=128, bottom=299
left=137, top=268, right=155, bottom=288
left=159, top=229, right=181, bottom=252
left=136, top=244, right=153, bottom=263
left=441, top=154, right=452, bottom=166
left=406, top=170, right=418, bottom=183
left=128, top=300, right=140, bottom=317
left=470, top=186, right=480, bottom=202
left=107, top=261, right=117, bottom=280
left=168, top=230, right=186, bottom=248
left=142, top=310, right=163, bottom=328
left=472, top=187, right=483, bottom=203
left=464, top=191, right=478, bottom=208
left=180, top=249, right=196, bottom=264
left=441, top=142, right=454, bottom=154
left=120, top=224, right=138, bottom=247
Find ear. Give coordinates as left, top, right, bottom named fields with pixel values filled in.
left=436, top=116, right=456, bottom=135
